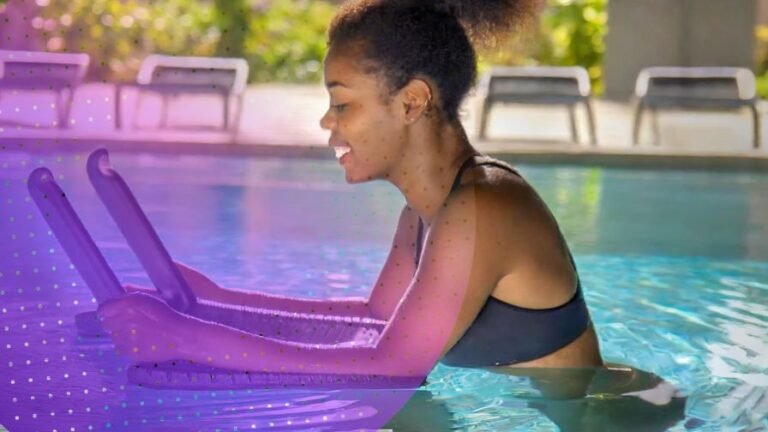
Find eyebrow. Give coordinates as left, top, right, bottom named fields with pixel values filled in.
left=325, top=80, right=349, bottom=89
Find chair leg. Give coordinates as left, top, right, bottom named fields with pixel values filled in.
left=222, top=93, right=230, bottom=131
left=650, top=107, right=661, bottom=146
left=159, top=94, right=169, bottom=129
left=230, top=94, right=244, bottom=136
left=55, top=90, right=66, bottom=129
left=750, top=103, right=761, bottom=150
left=114, top=85, right=122, bottom=130
left=585, top=99, right=597, bottom=147
left=568, top=104, right=580, bottom=145
left=632, top=100, right=644, bottom=146
left=61, top=87, right=76, bottom=129
left=131, top=91, right=144, bottom=129
left=478, top=99, right=491, bottom=140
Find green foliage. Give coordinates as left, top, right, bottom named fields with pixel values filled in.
left=480, top=0, right=607, bottom=94
left=244, top=0, right=335, bottom=83
left=39, top=0, right=605, bottom=87
left=214, top=0, right=250, bottom=59
left=39, top=0, right=333, bottom=83
left=40, top=0, right=218, bottom=82
left=755, top=25, right=768, bottom=99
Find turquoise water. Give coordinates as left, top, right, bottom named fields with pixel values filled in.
left=0, top=150, right=766, bottom=430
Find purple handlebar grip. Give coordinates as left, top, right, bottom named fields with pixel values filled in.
left=86, top=148, right=197, bottom=312
left=27, top=167, right=125, bottom=304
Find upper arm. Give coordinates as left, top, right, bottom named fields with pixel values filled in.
left=366, top=205, right=419, bottom=320
left=373, top=186, right=499, bottom=375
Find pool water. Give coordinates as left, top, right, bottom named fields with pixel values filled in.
left=1, top=149, right=766, bottom=431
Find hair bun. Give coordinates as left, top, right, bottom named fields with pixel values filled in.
left=433, top=0, right=457, bottom=16
left=439, top=0, right=545, bottom=49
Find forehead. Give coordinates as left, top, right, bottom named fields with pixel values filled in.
left=323, top=45, right=379, bottom=90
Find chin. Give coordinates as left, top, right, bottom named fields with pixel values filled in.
left=344, top=168, right=377, bottom=184
left=345, top=173, right=368, bottom=184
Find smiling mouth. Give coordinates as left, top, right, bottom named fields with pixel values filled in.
left=333, top=146, right=351, bottom=159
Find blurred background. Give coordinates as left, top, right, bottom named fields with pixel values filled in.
left=0, top=0, right=762, bottom=98
left=0, top=0, right=765, bottom=151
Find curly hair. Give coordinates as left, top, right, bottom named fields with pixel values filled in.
left=328, top=0, right=543, bottom=123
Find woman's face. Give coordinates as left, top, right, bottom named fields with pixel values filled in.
left=320, top=45, right=407, bottom=184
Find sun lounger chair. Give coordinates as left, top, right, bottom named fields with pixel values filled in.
left=116, top=55, right=249, bottom=134
left=477, top=66, right=597, bottom=146
left=632, top=67, right=760, bottom=149
left=0, top=49, right=90, bottom=128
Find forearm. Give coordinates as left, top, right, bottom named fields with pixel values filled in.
left=210, top=287, right=371, bottom=318
left=179, top=315, right=382, bottom=375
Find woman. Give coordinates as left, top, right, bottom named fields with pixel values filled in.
left=99, top=0, right=603, bottom=379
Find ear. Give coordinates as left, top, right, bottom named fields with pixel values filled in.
left=398, top=78, right=433, bottom=124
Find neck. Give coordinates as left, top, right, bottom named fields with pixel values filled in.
left=388, top=121, right=478, bottom=225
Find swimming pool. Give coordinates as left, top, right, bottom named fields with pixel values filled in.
left=1, top=149, right=766, bottom=431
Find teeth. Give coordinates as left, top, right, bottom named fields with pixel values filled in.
left=334, top=147, right=351, bottom=159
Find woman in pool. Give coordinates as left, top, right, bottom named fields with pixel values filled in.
left=100, top=0, right=602, bottom=379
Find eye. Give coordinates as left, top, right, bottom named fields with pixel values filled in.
left=331, top=103, right=348, bottom=113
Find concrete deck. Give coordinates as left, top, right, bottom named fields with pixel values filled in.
left=1, top=83, right=766, bottom=170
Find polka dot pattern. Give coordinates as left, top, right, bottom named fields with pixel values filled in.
left=0, top=131, right=422, bottom=430
left=0, top=5, right=442, bottom=429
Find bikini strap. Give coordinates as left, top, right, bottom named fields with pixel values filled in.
left=416, top=155, right=483, bottom=266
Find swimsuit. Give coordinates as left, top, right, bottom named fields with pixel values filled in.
left=414, top=155, right=591, bottom=367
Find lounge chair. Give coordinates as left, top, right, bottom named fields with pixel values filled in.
left=116, top=54, right=249, bottom=134
left=0, top=49, right=90, bottom=128
left=477, top=66, right=597, bottom=146
left=632, top=67, right=760, bottom=149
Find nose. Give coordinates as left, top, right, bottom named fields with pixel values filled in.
left=319, top=108, right=335, bottom=132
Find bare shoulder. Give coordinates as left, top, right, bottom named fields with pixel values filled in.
left=459, top=166, right=556, bottom=234
left=457, top=165, right=578, bottom=308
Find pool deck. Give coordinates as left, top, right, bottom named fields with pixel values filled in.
left=1, top=83, right=767, bottom=171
